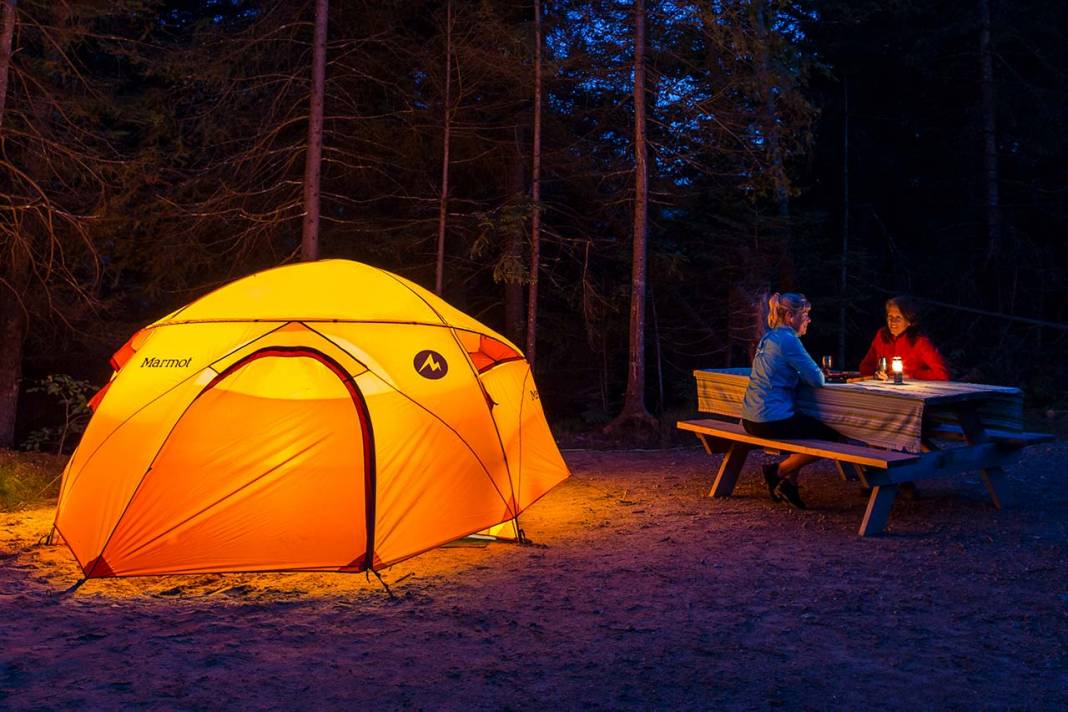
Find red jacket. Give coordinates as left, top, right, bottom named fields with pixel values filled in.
left=859, top=329, right=950, bottom=380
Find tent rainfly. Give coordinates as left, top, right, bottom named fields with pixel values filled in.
left=53, top=260, right=569, bottom=578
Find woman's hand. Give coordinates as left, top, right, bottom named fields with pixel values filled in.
left=875, top=369, right=889, bottom=382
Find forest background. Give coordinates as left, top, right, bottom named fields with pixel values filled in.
left=1, top=0, right=1066, bottom=452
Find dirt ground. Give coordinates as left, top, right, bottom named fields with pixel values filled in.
left=2, top=443, right=1066, bottom=710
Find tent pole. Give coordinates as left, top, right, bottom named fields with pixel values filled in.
left=510, top=516, right=526, bottom=544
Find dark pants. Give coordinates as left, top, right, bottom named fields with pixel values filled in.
left=741, top=413, right=842, bottom=442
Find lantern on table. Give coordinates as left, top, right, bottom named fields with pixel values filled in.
left=891, top=356, right=904, bottom=385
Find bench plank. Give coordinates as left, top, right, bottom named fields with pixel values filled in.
left=924, top=423, right=1053, bottom=448
left=677, top=415, right=1048, bottom=537
left=862, top=442, right=1024, bottom=485
left=677, top=418, right=919, bottom=470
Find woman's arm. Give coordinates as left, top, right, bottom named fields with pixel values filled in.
left=912, top=336, right=951, bottom=380
left=782, top=332, right=826, bottom=387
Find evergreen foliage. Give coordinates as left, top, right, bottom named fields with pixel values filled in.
left=2, top=0, right=1066, bottom=444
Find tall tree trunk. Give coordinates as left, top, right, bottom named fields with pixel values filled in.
left=0, top=0, right=19, bottom=447
left=651, top=285, right=663, bottom=415
left=525, top=0, right=543, bottom=366
left=301, top=0, right=328, bottom=262
left=435, top=0, right=453, bottom=296
left=978, top=0, right=1001, bottom=266
left=839, top=77, right=849, bottom=368
left=608, top=0, right=655, bottom=431
left=504, top=154, right=525, bottom=342
left=0, top=0, right=15, bottom=128
left=0, top=249, right=28, bottom=449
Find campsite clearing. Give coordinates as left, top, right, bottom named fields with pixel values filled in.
left=2, top=445, right=1066, bottom=710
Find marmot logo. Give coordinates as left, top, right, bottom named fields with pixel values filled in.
left=414, top=350, right=448, bottom=379
left=141, top=357, right=192, bottom=368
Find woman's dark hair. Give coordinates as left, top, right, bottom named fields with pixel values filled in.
left=882, top=295, right=923, bottom=342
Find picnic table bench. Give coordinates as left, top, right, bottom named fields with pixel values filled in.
left=680, top=370, right=1055, bottom=536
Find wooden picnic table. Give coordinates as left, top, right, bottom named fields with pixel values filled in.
left=694, top=368, right=1024, bottom=453
left=682, top=369, right=1052, bottom=535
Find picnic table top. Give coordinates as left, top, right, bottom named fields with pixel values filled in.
left=692, top=368, right=1025, bottom=453
left=694, top=368, right=1022, bottom=405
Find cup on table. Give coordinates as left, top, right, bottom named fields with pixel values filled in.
left=821, top=355, right=833, bottom=374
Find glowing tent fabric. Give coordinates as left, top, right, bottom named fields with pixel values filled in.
left=53, top=260, right=569, bottom=578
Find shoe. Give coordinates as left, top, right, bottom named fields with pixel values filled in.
left=762, top=464, right=782, bottom=501
left=774, top=479, right=806, bottom=510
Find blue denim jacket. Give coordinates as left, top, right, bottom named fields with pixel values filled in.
left=741, top=326, right=825, bottom=422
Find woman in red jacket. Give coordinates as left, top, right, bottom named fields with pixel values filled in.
left=859, top=295, right=950, bottom=381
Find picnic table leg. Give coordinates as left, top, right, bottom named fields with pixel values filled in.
left=848, top=463, right=869, bottom=487
left=709, top=443, right=752, bottom=498
left=835, top=461, right=866, bottom=484
left=954, top=407, right=1006, bottom=510
left=695, top=433, right=713, bottom=455
left=858, top=485, right=898, bottom=536
left=978, top=472, right=1006, bottom=510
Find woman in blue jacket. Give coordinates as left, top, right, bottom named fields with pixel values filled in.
left=741, top=292, right=841, bottom=509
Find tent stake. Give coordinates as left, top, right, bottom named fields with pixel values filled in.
left=37, top=527, right=56, bottom=546
left=371, top=569, right=395, bottom=600
left=59, top=578, right=86, bottom=597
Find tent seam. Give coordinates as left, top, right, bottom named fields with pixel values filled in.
left=518, top=368, right=529, bottom=519
left=301, top=324, right=516, bottom=518
left=86, top=380, right=214, bottom=578
left=79, top=324, right=298, bottom=578
left=115, top=439, right=326, bottom=564
left=150, top=259, right=322, bottom=325
left=57, top=322, right=291, bottom=511
left=376, top=270, right=451, bottom=326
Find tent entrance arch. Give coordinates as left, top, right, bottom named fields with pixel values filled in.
left=88, top=347, right=375, bottom=577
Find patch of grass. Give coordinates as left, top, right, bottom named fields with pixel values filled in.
left=0, top=449, right=67, bottom=512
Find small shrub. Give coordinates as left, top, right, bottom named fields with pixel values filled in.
left=24, top=374, right=96, bottom=455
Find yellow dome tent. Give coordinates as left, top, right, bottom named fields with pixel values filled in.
left=53, top=260, right=569, bottom=578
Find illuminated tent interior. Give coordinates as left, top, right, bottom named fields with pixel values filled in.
left=53, top=260, right=569, bottom=578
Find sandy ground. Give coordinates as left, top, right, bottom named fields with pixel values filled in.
left=2, top=443, right=1066, bottom=710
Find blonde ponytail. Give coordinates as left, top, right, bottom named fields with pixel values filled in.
left=767, top=292, right=810, bottom=328
left=766, top=293, right=782, bottom=328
